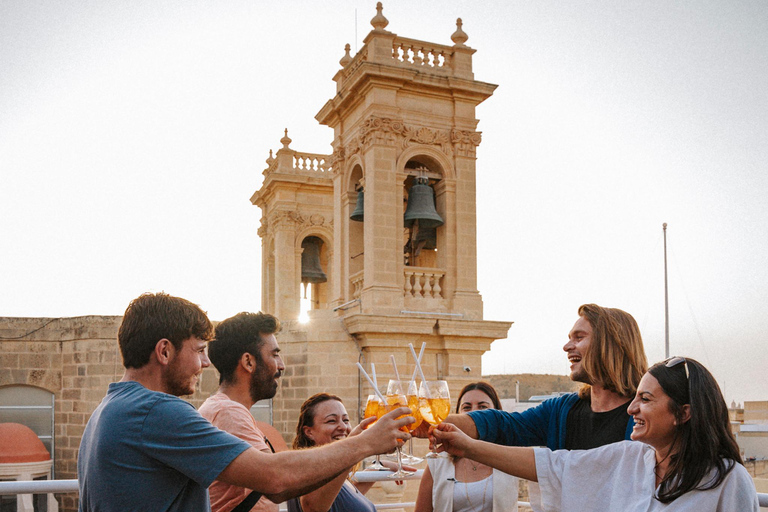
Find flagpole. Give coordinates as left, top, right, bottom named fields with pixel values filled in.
left=663, top=223, right=669, bottom=359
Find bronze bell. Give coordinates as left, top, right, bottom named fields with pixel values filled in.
left=350, top=190, right=364, bottom=222
left=301, top=236, right=327, bottom=285
left=413, top=225, right=437, bottom=250
left=404, top=177, right=443, bottom=229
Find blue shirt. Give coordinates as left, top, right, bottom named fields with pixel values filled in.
left=78, top=381, right=251, bottom=512
left=468, top=393, right=634, bottom=450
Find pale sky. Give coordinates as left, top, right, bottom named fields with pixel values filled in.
left=2, top=1, right=767, bottom=403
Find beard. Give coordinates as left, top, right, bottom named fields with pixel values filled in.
left=249, top=363, right=281, bottom=402
left=164, top=359, right=197, bottom=397
left=570, top=363, right=592, bottom=385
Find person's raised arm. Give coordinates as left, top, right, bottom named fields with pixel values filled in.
left=430, top=423, right=537, bottom=482
left=218, top=407, right=412, bottom=503
left=411, top=412, right=479, bottom=439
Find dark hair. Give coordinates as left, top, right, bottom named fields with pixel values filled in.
left=456, top=382, right=502, bottom=413
left=577, top=304, right=648, bottom=400
left=118, top=292, right=213, bottom=369
left=292, top=393, right=343, bottom=449
left=208, top=312, right=280, bottom=384
left=649, top=358, right=742, bottom=503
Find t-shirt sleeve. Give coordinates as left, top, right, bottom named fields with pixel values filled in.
left=468, top=404, right=550, bottom=446
left=209, top=406, right=270, bottom=452
left=141, top=395, right=251, bottom=487
left=716, top=464, right=760, bottom=511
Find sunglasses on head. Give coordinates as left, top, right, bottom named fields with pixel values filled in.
left=665, top=356, right=689, bottom=380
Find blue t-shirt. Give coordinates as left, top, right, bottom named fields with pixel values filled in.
left=78, top=381, right=251, bottom=512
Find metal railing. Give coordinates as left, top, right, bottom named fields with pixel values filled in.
left=1, top=475, right=766, bottom=508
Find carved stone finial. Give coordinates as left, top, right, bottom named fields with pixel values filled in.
left=281, top=128, right=292, bottom=149
left=266, top=149, right=274, bottom=165
left=451, top=18, right=468, bottom=46
left=371, top=2, right=389, bottom=31
left=340, top=43, right=352, bottom=67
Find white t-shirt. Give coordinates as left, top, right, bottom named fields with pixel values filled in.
left=530, top=440, right=758, bottom=512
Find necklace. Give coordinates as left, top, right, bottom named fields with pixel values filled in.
left=462, top=475, right=491, bottom=512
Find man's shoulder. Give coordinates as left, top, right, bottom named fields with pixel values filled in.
left=199, top=394, right=260, bottom=435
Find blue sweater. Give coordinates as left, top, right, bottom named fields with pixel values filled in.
left=467, top=393, right=634, bottom=450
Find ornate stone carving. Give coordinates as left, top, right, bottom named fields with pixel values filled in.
left=349, top=116, right=457, bottom=156
left=451, top=129, right=482, bottom=157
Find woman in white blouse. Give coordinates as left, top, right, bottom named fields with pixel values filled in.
left=414, top=382, right=518, bottom=512
left=430, top=358, right=759, bottom=512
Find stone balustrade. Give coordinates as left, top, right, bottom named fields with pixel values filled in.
left=350, top=270, right=364, bottom=299
left=293, top=152, right=332, bottom=173
left=404, top=267, right=444, bottom=299
left=391, top=36, right=452, bottom=74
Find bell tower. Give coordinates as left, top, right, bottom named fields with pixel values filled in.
left=251, top=3, right=511, bottom=442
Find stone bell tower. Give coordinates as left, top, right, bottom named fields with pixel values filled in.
left=251, top=3, right=511, bottom=442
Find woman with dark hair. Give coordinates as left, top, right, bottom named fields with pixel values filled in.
left=288, top=393, right=404, bottom=512
left=414, top=382, right=518, bottom=512
left=430, top=359, right=759, bottom=511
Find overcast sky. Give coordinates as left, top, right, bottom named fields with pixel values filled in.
left=2, top=1, right=767, bottom=403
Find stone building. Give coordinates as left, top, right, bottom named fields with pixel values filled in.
left=0, top=4, right=510, bottom=510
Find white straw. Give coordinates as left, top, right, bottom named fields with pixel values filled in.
left=371, top=362, right=379, bottom=390
left=410, top=342, right=426, bottom=382
left=390, top=355, right=401, bottom=381
left=408, top=343, right=430, bottom=398
left=356, top=362, right=386, bottom=403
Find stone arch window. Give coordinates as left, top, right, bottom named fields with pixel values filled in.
left=347, top=164, right=365, bottom=300
left=403, top=157, right=444, bottom=268
left=0, top=385, right=55, bottom=473
left=299, top=234, right=329, bottom=316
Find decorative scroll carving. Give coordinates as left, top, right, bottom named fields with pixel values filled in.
left=451, top=129, right=483, bottom=157
left=267, top=210, right=332, bottom=233
left=346, top=116, right=459, bottom=157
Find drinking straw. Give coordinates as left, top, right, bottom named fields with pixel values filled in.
left=371, top=362, right=379, bottom=390
left=390, top=355, right=401, bottom=381
left=410, top=342, right=426, bottom=382
left=356, top=362, right=387, bottom=403
left=408, top=343, right=430, bottom=398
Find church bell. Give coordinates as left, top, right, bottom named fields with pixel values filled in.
left=350, top=189, right=365, bottom=222
left=301, top=236, right=327, bottom=285
left=404, top=177, right=443, bottom=229
left=413, top=225, right=437, bottom=250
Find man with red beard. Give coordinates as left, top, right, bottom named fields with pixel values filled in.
left=436, top=304, right=648, bottom=450
left=199, top=312, right=284, bottom=512
left=77, top=293, right=411, bottom=512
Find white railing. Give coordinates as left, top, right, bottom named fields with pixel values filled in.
left=0, top=476, right=766, bottom=508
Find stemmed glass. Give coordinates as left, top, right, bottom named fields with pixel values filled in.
left=402, top=380, right=424, bottom=464
left=385, top=380, right=417, bottom=478
left=363, top=394, right=387, bottom=470
left=418, top=380, right=451, bottom=458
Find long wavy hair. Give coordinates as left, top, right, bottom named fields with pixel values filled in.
left=650, top=358, right=742, bottom=503
left=577, top=303, right=647, bottom=400
left=292, top=393, right=344, bottom=449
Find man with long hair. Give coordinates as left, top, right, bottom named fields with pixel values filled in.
left=77, top=293, right=412, bottom=512
left=439, top=304, right=647, bottom=450
left=199, top=312, right=284, bottom=512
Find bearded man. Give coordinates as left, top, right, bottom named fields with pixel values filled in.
left=200, top=312, right=285, bottom=512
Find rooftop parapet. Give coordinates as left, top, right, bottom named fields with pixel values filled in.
left=333, top=3, right=478, bottom=93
